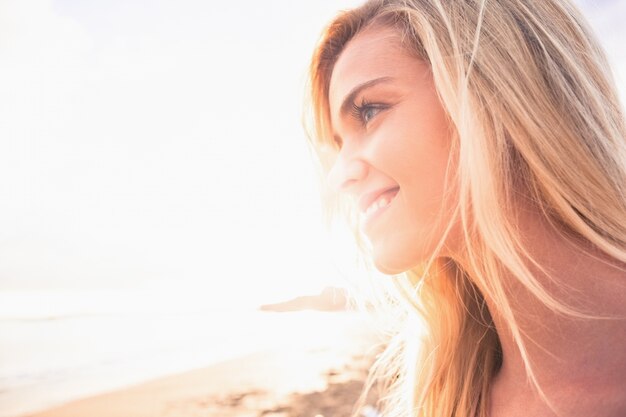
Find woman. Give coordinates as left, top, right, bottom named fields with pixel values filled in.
left=306, top=0, right=626, bottom=416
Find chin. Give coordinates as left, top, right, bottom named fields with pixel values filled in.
left=369, top=232, right=444, bottom=275
left=370, top=245, right=424, bottom=275
left=373, top=261, right=406, bottom=275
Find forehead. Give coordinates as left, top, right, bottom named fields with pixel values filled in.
left=328, top=25, right=414, bottom=114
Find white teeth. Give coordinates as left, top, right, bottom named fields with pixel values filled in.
left=363, top=195, right=393, bottom=219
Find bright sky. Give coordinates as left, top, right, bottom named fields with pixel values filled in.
left=0, top=0, right=623, bottom=310
left=0, top=0, right=365, bottom=309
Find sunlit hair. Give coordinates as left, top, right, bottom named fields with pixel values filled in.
left=305, top=0, right=626, bottom=416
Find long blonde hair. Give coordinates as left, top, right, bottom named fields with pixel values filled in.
left=306, top=0, right=626, bottom=416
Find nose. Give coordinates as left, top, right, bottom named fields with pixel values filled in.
left=326, top=149, right=368, bottom=193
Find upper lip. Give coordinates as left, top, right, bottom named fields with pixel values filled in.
left=358, top=186, right=400, bottom=213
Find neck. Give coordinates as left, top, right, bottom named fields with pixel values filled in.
left=456, top=210, right=626, bottom=416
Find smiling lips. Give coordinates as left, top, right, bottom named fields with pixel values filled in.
left=359, top=186, right=400, bottom=222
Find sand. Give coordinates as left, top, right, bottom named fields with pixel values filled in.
left=25, top=314, right=383, bottom=417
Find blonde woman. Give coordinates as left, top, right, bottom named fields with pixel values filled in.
left=306, top=0, right=626, bottom=416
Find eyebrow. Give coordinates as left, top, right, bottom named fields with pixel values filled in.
left=338, top=76, right=395, bottom=117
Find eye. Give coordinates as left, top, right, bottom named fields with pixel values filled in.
left=361, top=106, right=380, bottom=124
left=351, top=98, right=386, bottom=127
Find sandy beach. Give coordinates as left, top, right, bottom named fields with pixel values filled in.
left=24, top=312, right=383, bottom=417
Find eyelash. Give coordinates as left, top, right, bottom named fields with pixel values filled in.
left=333, top=97, right=388, bottom=149
left=350, top=98, right=385, bottom=126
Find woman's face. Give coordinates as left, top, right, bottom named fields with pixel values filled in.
left=327, top=25, right=458, bottom=274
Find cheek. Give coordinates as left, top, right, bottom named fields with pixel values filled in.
left=366, top=111, right=457, bottom=272
left=371, top=187, right=455, bottom=274
left=373, top=109, right=454, bottom=212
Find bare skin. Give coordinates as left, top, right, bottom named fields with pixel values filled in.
left=478, top=209, right=626, bottom=417
left=327, top=24, right=626, bottom=417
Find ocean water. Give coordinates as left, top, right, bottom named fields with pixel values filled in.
left=0, top=293, right=367, bottom=417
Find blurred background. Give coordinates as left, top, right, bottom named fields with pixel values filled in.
left=0, top=0, right=624, bottom=416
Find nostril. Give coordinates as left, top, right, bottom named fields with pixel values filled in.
left=327, top=157, right=368, bottom=192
